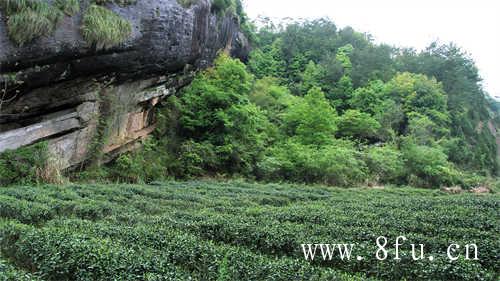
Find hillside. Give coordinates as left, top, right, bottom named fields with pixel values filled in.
left=0, top=181, right=498, bottom=280
left=0, top=2, right=498, bottom=190
left=1, top=1, right=499, bottom=280
left=247, top=20, right=499, bottom=177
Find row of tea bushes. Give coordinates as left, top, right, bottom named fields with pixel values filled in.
left=0, top=181, right=498, bottom=280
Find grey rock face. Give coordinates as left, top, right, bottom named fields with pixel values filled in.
left=0, top=0, right=248, bottom=90
left=0, top=0, right=249, bottom=169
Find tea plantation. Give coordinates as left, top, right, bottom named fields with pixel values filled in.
left=0, top=181, right=498, bottom=280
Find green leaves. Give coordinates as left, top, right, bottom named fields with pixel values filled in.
left=176, top=54, right=269, bottom=176
left=283, top=87, right=337, bottom=146
left=247, top=39, right=286, bottom=79
left=249, top=18, right=498, bottom=177
left=0, top=182, right=497, bottom=280
left=336, top=110, right=381, bottom=140
left=259, top=139, right=366, bottom=186
left=402, top=142, right=461, bottom=188
left=365, top=145, right=404, bottom=183
left=0, top=142, right=51, bottom=186
left=55, top=0, right=80, bottom=16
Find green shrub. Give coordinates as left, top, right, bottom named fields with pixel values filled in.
left=177, top=140, right=218, bottom=178
left=336, top=109, right=381, bottom=140
left=282, top=87, right=338, bottom=146
left=211, top=0, right=234, bottom=14
left=1, top=182, right=496, bottom=280
left=365, top=145, right=404, bottom=184
left=402, top=142, right=460, bottom=188
left=458, top=172, right=491, bottom=189
left=0, top=142, right=62, bottom=186
left=178, top=54, right=270, bottom=176
left=0, top=223, right=190, bottom=280
left=0, top=256, right=40, bottom=280
left=259, top=140, right=367, bottom=186
left=107, top=139, right=170, bottom=183
left=0, top=195, right=54, bottom=224
left=313, top=142, right=367, bottom=186
left=81, top=4, right=131, bottom=49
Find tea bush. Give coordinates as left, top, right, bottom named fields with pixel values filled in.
left=0, top=255, right=40, bottom=280
left=0, top=181, right=497, bottom=280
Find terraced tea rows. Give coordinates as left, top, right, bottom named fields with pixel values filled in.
left=0, top=181, right=498, bottom=280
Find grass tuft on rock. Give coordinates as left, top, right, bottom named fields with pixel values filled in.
left=0, top=0, right=63, bottom=45
left=55, top=0, right=80, bottom=16
left=81, top=4, right=132, bottom=49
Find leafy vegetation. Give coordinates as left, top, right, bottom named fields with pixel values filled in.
left=0, top=181, right=497, bottom=280
left=0, top=3, right=497, bottom=281
left=0, top=0, right=63, bottom=45
left=0, top=142, right=63, bottom=186
left=54, top=0, right=80, bottom=16
left=0, top=256, right=40, bottom=280
left=93, top=48, right=497, bottom=189
left=211, top=0, right=236, bottom=14
left=248, top=19, right=499, bottom=179
left=0, top=0, right=133, bottom=46
left=3, top=16, right=496, bottom=189
left=81, top=4, right=132, bottom=49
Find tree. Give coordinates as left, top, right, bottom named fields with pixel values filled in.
left=247, top=38, right=285, bottom=79
left=178, top=54, right=270, bottom=175
left=373, top=99, right=405, bottom=141
left=349, top=79, right=385, bottom=114
left=329, top=75, right=354, bottom=112
left=402, top=142, right=460, bottom=188
left=336, top=109, right=381, bottom=141
left=249, top=77, right=297, bottom=125
left=384, top=72, right=450, bottom=136
left=396, top=43, right=498, bottom=174
left=335, top=44, right=354, bottom=75
left=407, top=112, right=447, bottom=145
left=258, top=139, right=367, bottom=186
left=365, top=145, right=404, bottom=183
left=299, top=60, right=326, bottom=94
left=282, top=87, right=337, bottom=146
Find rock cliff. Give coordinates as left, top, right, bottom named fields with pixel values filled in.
left=0, top=0, right=249, bottom=169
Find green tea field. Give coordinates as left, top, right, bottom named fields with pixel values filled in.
left=0, top=181, right=498, bottom=280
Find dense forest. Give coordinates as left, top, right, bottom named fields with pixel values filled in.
left=81, top=18, right=499, bottom=189
left=1, top=2, right=498, bottom=190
